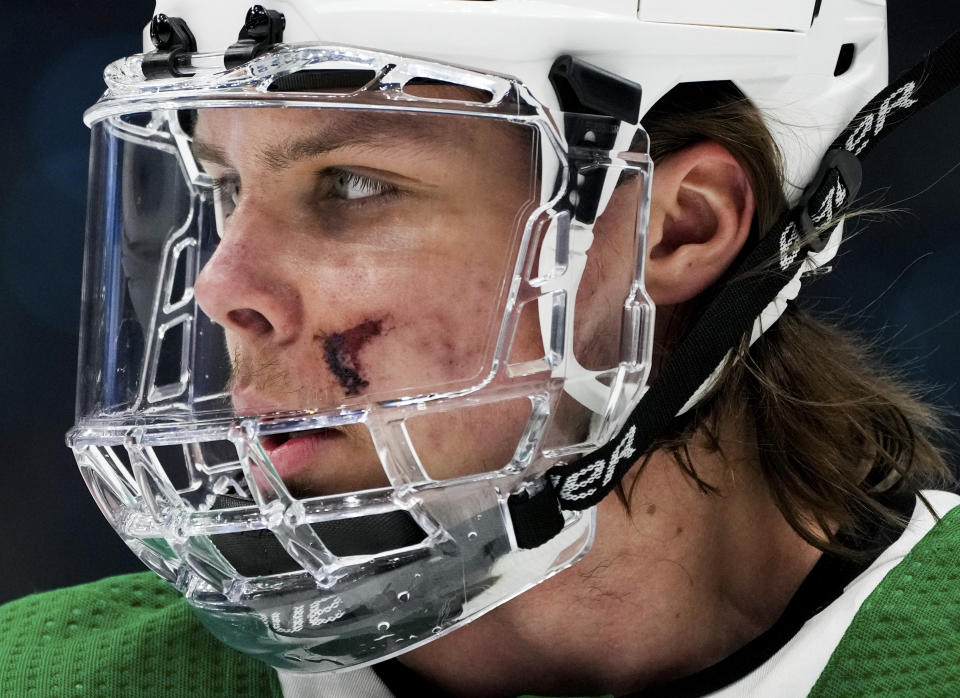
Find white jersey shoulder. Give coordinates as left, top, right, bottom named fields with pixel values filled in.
left=709, top=490, right=960, bottom=698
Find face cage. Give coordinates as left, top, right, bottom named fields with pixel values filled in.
left=71, top=44, right=654, bottom=671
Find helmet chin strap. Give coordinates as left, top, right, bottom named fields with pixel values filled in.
left=520, top=28, right=960, bottom=532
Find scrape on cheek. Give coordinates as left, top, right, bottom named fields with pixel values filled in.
left=321, top=319, right=385, bottom=396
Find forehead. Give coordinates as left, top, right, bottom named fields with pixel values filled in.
left=191, top=106, right=533, bottom=169
left=194, top=108, right=446, bottom=158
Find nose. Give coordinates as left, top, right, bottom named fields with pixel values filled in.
left=194, top=201, right=303, bottom=346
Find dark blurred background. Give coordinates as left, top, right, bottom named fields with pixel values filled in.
left=1, top=2, right=958, bottom=605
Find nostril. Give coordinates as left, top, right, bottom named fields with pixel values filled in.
left=227, top=308, right=274, bottom=336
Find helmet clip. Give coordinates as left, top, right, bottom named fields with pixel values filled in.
left=142, top=14, right=197, bottom=79
left=548, top=55, right=643, bottom=125
left=548, top=56, right=643, bottom=224
left=796, top=148, right=862, bottom=252
left=224, top=5, right=287, bottom=70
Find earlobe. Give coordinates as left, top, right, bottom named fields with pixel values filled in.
left=645, top=141, right=755, bottom=306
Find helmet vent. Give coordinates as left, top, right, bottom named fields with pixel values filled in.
left=401, top=77, right=494, bottom=104
left=267, top=69, right=377, bottom=93
left=834, top=43, right=856, bottom=77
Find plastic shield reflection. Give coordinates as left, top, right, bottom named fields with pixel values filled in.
left=72, top=46, right=652, bottom=671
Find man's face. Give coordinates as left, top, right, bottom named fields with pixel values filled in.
left=191, top=106, right=544, bottom=496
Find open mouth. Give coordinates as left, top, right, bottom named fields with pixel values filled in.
left=251, top=424, right=390, bottom=496
left=259, top=428, right=341, bottom=452
left=257, top=428, right=346, bottom=483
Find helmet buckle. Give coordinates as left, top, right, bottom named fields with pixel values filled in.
left=224, top=5, right=287, bottom=70
left=142, top=14, right=197, bottom=79
left=796, top=148, right=862, bottom=253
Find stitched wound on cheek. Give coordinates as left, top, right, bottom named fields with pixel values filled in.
left=322, top=319, right=384, bottom=395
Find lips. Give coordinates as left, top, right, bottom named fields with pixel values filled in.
left=258, top=428, right=345, bottom=482
left=231, top=386, right=346, bottom=482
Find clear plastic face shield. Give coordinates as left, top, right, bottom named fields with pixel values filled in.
left=72, top=45, right=654, bottom=671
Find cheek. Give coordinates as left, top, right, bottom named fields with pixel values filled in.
left=572, top=260, right=624, bottom=370
left=572, top=195, right=639, bottom=370
left=359, top=280, right=499, bottom=392
left=346, top=226, right=516, bottom=388
left=290, top=187, right=530, bottom=396
left=404, top=396, right=534, bottom=478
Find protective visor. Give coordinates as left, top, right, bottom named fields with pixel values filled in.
left=71, top=45, right=654, bottom=670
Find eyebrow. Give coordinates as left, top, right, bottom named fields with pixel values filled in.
left=191, top=139, right=231, bottom=168
left=192, top=111, right=457, bottom=172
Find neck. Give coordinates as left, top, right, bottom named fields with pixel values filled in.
left=399, top=421, right=823, bottom=697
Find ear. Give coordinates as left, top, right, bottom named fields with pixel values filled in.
left=645, top=141, right=755, bottom=306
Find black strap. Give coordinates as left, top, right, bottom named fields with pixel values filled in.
left=208, top=494, right=427, bottom=576
left=834, top=28, right=960, bottom=159
left=540, top=28, right=960, bottom=515
left=507, top=479, right=566, bottom=549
